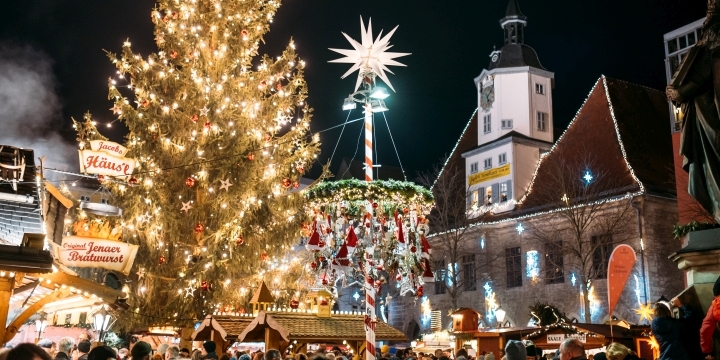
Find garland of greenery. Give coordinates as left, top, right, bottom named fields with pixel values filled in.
left=305, top=179, right=434, bottom=211
left=673, top=221, right=720, bottom=239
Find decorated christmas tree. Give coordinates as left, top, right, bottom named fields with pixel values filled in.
left=74, top=0, right=320, bottom=328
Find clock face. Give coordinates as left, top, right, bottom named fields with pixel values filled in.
left=480, top=85, right=494, bottom=112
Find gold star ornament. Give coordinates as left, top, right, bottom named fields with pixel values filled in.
left=635, top=302, right=654, bottom=322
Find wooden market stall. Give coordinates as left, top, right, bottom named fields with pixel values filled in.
left=193, top=283, right=406, bottom=359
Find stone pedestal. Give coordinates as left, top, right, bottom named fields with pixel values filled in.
left=670, top=228, right=720, bottom=311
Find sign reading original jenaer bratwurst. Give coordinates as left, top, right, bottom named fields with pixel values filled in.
left=52, top=236, right=139, bottom=275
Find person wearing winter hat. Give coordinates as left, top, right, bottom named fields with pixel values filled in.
left=38, top=339, right=54, bottom=356
left=87, top=346, right=116, bottom=360
left=202, top=341, right=219, bottom=359
left=130, top=341, right=152, bottom=360
left=505, top=340, right=527, bottom=360
left=157, top=344, right=169, bottom=358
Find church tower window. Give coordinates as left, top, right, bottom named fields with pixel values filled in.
left=537, top=112, right=548, bottom=132
left=483, top=114, right=492, bottom=134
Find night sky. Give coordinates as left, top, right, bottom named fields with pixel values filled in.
left=0, top=0, right=706, bottom=179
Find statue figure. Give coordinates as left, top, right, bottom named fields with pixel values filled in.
left=667, top=1, right=720, bottom=223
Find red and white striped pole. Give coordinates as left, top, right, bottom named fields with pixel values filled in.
left=364, top=100, right=373, bottom=182
left=364, top=246, right=377, bottom=360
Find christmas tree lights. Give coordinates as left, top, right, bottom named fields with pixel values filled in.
left=72, top=0, right=320, bottom=329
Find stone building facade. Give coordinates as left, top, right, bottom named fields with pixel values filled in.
left=388, top=74, right=685, bottom=338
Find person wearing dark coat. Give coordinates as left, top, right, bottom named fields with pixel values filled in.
left=651, top=301, right=689, bottom=360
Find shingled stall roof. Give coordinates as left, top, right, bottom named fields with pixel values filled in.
left=517, top=76, right=675, bottom=211
left=216, top=311, right=406, bottom=342
left=0, top=146, right=42, bottom=245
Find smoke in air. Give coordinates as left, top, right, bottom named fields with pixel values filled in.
left=0, top=43, right=77, bottom=172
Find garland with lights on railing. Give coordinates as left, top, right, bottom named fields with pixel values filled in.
left=301, top=178, right=435, bottom=302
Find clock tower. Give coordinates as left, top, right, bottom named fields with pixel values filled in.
left=463, top=0, right=554, bottom=215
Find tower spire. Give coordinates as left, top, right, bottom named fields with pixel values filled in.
left=500, top=0, right=527, bottom=45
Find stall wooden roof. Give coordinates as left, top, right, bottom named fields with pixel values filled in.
left=215, top=311, right=406, bottom=342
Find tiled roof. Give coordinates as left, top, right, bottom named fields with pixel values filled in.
left=433, top=109, right=478, bottom=189
left=519, top=76, right=675, bottom=209
left=0, top=146, right=42, bottom=245
left=216, top=312, right=406, bottom=341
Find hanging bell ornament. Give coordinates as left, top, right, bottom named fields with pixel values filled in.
left=194, top=223, right=205, bottom=234
left=186, top=177, right=196, bottom=187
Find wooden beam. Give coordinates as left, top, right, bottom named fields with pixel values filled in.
left=4, top=288, right=70, bottom=343
left=13, top=279, right=39, bottom=295
left=0, top=278, right=13, bottom=344
left=30, top=269, right=125, bottom=304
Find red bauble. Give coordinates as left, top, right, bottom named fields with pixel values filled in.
left=170, top=51, right=178, bottom=59
left=235, top=235, right=244, bottom=246
left=261, top=252, right=268, bottom=261
left=297, top=165, right=304, bottom=172
left=417, top=289, right=424, bottom=297
left=403, top=208, right=409, bottom=214
left=128, top=177, right=139, bottom=186
left=396, top=274, right=402, bottom=281
left=141, top=99, right=150, bottom=108
left=204, top=121, right=212, bottom=130
left=289, top=299, right=300, bottom=309
left=201, top=280, right=210, bottom=291
left=275, top=83, right=282, bottom=91
left=260, top=81, right=267, bottom=87
left=247, top=153, right=255, bottom=161
left=372, top=202, right=379, bottom=209
left=318, top=241, right=325, bottom=248
left=293, top=181, right=300, bottom=189
left=162, top=16, right=169, bottom=22
left=321, top=278, right=329, bottom=285
left=410, top=246, right=417, bottom=253
left=171, top=11, right=178, bottom=19
left=282, top=178, right=291, bottom=188
left=241, top=29, right=248, bottom=36
left=186, top=177, right=196, bottom=187
left=159, top=256, right=166, bottom=265
left=190, top=114, right=198, bottom=123
left=310, top=262, right=317, bottom=270
left=194, top=223, right=204, bottom=234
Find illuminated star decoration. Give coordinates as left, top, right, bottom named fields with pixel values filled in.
left=329, top=16, right=411, bottom=92
left=136, top=268, right=145, bottom=280
left=184, top=286, right=196, bottom=298
left=200, top=106, right=210, bottom=116
left=353, top=291, right=360, bottom=301
left=219, top=179, right=233, bottom=191
left=570, top=273, right=577, bottom=286
left=583, top=170, right=594, bottom=184
left=139, top=212, right=152, bottom=223
left=635, top=302, right=654, bottom=323
left=648, top=335, right=660, bottom=351
left=516, top=223, right=525, bottom=234
left=561, top=193, right=569, bottom=203
left=110, top=104, right=122, bottom=115
left=180, top=201, right=192, bottom=213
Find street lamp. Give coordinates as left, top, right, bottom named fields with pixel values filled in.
left=34, top=318, right=48, bottom=342
left=92, top=305, right=116, bottom=343
left=495, top=307, right=506, bottom=327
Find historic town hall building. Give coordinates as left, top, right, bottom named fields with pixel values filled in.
left=388, top=0, right=684, bottom=340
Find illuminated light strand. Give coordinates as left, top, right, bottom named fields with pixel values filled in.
left=432, top=108, right=479, bottom=190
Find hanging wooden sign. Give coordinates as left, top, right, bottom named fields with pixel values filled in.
left=78, top=140, right=136, bottom=178
left=52, top=236, right=139, bottom=275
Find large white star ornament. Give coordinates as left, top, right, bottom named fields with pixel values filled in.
left=184, top=286, right=196, bottom=298
left=219, top=179, right=233, bottom=191
left=200, top=106, right=210, bottom=116
left=329, top=16, right=410, bottom=92
left=181, top=201, right=193, bottom=213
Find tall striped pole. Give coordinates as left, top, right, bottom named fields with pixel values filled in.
left=364, top=100, right=373, bottom=182
left=365, top=245, right=377, bottom=360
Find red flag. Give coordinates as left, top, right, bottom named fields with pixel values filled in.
left=607, top=244, right=637, bottom=318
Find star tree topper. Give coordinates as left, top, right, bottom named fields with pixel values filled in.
left=329, top=16, right=410, bottom=92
